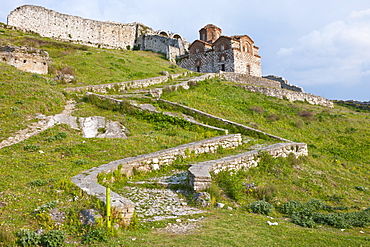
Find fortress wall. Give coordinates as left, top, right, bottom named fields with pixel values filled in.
left=7, top=5, right=189, bottom=58
left=189, top=142, right=308, bottom=191
left=8, top=5, right=141, bottom=49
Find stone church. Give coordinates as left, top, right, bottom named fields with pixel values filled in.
left=177, top=24, right=262, bottom=76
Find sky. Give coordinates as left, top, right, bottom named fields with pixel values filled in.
left=1, top=0, right=370, bottom=101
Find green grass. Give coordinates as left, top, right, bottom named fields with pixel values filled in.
left=1, top=22, right=370, bottom=246
left=0, top=23, right=187, bottom=87
left=161, top=78, right=370, bottom=207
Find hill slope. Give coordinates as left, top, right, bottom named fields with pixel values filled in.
left=0, top=23, right=369, bottom=246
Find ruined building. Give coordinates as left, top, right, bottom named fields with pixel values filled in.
left=7, top=5, right=188, bottom=62
left=177, top=24, right=262, bottom=76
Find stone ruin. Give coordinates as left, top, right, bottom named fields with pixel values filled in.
left=0, top=45, right=50, bottom=74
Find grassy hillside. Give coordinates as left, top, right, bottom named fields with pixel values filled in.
left=0, top=23, right=369, bottom=246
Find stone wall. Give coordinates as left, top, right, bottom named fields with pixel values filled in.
left=0, top=45, right=50, bottom=74
left=219, top=72, right=281, bottom=88
left=157, top=99, right=292, bottom=142
left=7, top=5, right=189, bottom=59
left=64, top=72, right=190, bottom=93
left=263, top=75, right=304, bottom=92
left=138, top=34, right=189, bottom=61
left=233, top=49, right=262, bottom=77
left=238, top=84, right=334, bottom=108
left=72, top=134, right=242, bottom=225
left=189, top=142, right=308, bottom=191
left=8, top=5, right=140, bottom=50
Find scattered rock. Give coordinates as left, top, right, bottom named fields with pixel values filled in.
left=267, top=221, right=278, bottom=226
left=119, top=185, right=205, bottom=222
left=216, top=203, right=225, bottom=209
left=227, top=206, right=233, bottom=210
left=193, top=192, right=211, bottom=208
left=49, top=208, right=66, bottom=223
left=156, top=222, right=202, bottom=235
left=54, top=73, right=75, bottom=83
left=80, top=209, right=103, bottom=225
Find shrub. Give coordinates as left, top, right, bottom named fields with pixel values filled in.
left=16, top=229, right=40, bottom=247
left=298, top=110, right=314, bottom=119
left=24, top=144, right=40, bottom=152
left=291, top=211, right=316, bottom=228
left=250, top=106, right=264, bottom=113
left=253, top=185, right=277, bottom=202
left=249, top=200, right=274, bottom=215
left=280, top=200, right=302, bottom=215
left=214, top=171, right=245, bottom=202
left=82, top=227, right=108, bottom=244
left=304, top=199, right=325, bottom=211
left=40, top=230, right=66, bottom=247
left=29, top=179, right=48, bottom=187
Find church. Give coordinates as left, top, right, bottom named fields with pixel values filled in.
left=177, top=24, right=262, bottom=77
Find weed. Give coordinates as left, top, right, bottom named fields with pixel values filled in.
left=279, top=200, right=302, bottom=215
left=24, top=144, right=41, bottom=152
left=253, top=185, right=277, bottom=202
left=40, top=230, right=66, bottom=247
left=29, top=179, right=48, bottom=187
left=16, top=229, right=40, bottom=247
left=298, top=110, right=314, bottom=119
left=249, top=200, right=274, bottom=215
left=82, top=227, right=108, bottom=244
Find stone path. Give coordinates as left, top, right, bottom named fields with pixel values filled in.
left=118, top=171, right=205, bottom=222
left=119, top=186, right=205, bottom=222
left=0, top=100, right=76, bottom=149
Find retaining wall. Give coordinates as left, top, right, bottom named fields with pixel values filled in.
left=220, top=72, right=281, bottom=89
left=157, top=99, right=292, bottom=142
left=72, top=134, right=242, bottom=225
left=189, top=142, right=308, bottom=191
left=238, top=85, right=334, bottom=108
left=64, top=72, right=190, bottom=93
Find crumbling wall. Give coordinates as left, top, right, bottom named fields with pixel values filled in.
left=0, top=45, right=50, bottom=74
left=7, top=5, right=189, bottom=59
left=238, top=84, right=334, bottom=108
left=72, top=134, right=242, bottom=225
left=7, top=5, right=141, bottom=50
left=263, top=75, right=304, bottom=92
left=189, top=142, right=308, bottom=191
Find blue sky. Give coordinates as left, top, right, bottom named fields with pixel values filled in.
left=1, top=0, right=370, bottom=101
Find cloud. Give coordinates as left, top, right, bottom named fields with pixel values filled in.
left=277, top=9, right=370, bottom=89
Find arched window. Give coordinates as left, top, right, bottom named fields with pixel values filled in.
left=247, top=65, right=251, bottom=75
left=219, top=55, right=226, bottom=62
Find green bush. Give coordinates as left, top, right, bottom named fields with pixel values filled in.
left=23, top=144, right=41, bottom=152
left=16, top=229, right=40, bottom=247
left=82, top=227, right=108, bottom=244
left=249, top=200, right=274, bottom=215
left=291, top=211, right=316, bottom=228
left=40, top=230, right=66, bottom=247
left=280, top=200, right=302, bottom=215
left=214, top=171, right=245, bottom=202
left=253, top=185, right=277, bottom=202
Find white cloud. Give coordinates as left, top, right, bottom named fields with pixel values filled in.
left=277, top=9, right=370, bottom=89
